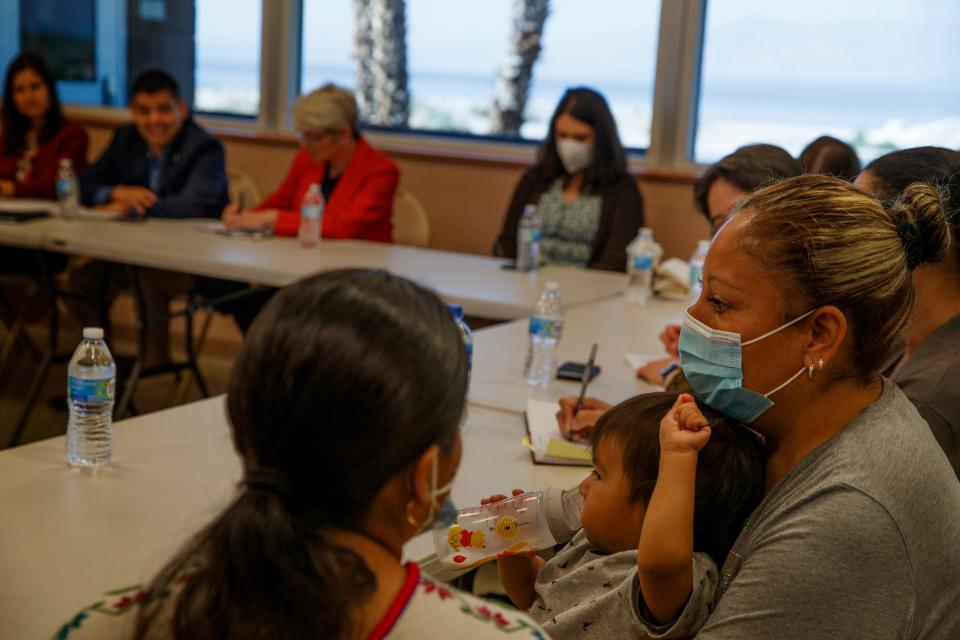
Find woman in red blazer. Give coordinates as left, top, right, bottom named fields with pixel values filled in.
left=223, top=84, right=398, bottom=243
left=0, top=53, right=89, bottom=199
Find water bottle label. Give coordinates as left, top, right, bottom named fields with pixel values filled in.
left=689, top=266, right=703, bottom=288
left=529, top=316, right=563, bottom=339
left=519, top=227, right=542, bottom=243
left=632, top=254, right=653, bottom=270
left=301, top=204, right=323, bottom=220
left=56, top=179, right=72, bottom=197
left=68, top=377, right=115, bottom=403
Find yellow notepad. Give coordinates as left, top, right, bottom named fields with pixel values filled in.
left=523, top=399, right=592, bottom=466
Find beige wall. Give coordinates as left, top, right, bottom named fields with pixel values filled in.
left=82, top=122, right=710, bottom=261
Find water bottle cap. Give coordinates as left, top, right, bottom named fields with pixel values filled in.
left=698, top=239, right=711, bottom=250
left=545, top=281, right=560, bottom=292
left=448, top=303, right=464, bottom=319
left=59, top=158, right=72, bottom=167
left=82, top=327, right=104, bottom=340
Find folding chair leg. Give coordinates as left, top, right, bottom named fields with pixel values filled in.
left=175, top=308, right=212, bottom=404
left=0, top=314, right=27, bottom=378
left=6, top=348, right=53, bottom=448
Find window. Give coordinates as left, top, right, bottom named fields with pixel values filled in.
left=695, top=0, right=960, bottom=163
left=194, top=0, right=262, bottom=116
left=0, top=0, right=260, bottom=115
left=300, top=0, right=660, bottom=149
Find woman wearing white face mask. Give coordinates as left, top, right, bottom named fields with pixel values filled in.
left=55, top=270, right=546, bottom=640
left=494, top=87, right=644, bottom=271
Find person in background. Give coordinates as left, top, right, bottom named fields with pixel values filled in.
left=856, top=146, right=960, bottom=477
left=54, top=269, right=546, bottom=639
left=80, top=70, right=227, bottom=218
left=798, top=135, right=860, bottom=181
left=0, top=53, right=88, bottom=200
left=563, top=175, right=960, bottom=638
left=223, top=83, right=398, bottom=241
left=71, top=69, right=228, bottom=366
left=0, top=53, right=88, bottom=275
left=494, top=87, right=643, bottom=272
left=632, top=143, right=802, bottom=386
left=203, top=83, right=399, bottom=333
left=693, top=143, right=801, bottom=234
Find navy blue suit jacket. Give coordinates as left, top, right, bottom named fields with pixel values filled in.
left=80, top=119, right=228, bottom=219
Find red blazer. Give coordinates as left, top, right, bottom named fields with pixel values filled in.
left=0, top=120, right=89, bottom=199
left=256, top=136, right=399, bottom=242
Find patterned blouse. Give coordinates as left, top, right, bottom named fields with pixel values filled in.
left=52, top=563, right=547, bottom=639
left=536, top=179, right=603, bottom=268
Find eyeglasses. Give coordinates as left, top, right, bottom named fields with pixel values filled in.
left=299, top=129, right=337, bottom=144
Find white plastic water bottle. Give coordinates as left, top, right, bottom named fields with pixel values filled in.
left=434, top=487, right=584, bottom=569
left=299, top=183, right=324, bottom=247
left=56, top=158, right=79, bottom=218
left=516, top=204, right=542, bottom=272
left=525, top=282, right=564, bottom=386
left=448, top=303, right=473, bottom=373
left=688, top=239, right=710, bottom=304
left=625, top=227, right=659, bottom=307
left=66, top=327, right=116, bottom=469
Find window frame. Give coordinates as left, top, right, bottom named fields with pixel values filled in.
left=40, top=0, right=711, bottom=175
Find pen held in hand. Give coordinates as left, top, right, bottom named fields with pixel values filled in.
left=568, top=343, right=598, bottom=442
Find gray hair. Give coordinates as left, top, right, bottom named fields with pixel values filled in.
left=293, top=83, right=358, bottom=134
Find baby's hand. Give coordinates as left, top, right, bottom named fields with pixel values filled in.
left=660, top=393, right=712, bottom=455
left=480, top=489, right=525, bottom=505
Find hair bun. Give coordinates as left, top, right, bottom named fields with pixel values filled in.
left=889, top=182, right=951, bottom=270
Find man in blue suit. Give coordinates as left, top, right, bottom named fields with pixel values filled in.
left=71, top=70, right=228, bottom=366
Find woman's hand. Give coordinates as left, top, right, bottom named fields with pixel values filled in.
left=556, top=396, right=611, bottom=443
left=222, top=205, right=277, bottom=231
left=480, top=488, right=525, bottom=505
left=637, top=356, right=676, bottom=385
left=660, top=323, right=681, bottom=359
left=660, top=393, right=711, bottom=455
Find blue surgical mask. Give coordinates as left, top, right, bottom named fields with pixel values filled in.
left=678, top=307, right=815, bottom=423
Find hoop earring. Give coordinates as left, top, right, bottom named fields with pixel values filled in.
left=405, top=500, right=421, bottom=528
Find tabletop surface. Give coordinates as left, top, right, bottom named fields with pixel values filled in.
left=0, top=397, right=587, bottom=638
left=0, top=215, right=629, bottom=320
left=469, top=296, right=684, bottom=413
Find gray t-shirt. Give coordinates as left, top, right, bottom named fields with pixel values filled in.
left=531, top=529, right=718, bottom=637
left=894, top=313, right=960, bottom=478
left=641, top=379, right=960, bottom=639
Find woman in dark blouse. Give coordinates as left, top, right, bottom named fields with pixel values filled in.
left=494, top=87, right=643, bottom=272
left=0, top=53, right=88, bottom=200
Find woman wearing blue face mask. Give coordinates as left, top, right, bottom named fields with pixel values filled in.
left=494, top=87, right=644, bottom=272
left=55, top=270, right=546, bottom=639
left=565, top=175, right=960, bottom=639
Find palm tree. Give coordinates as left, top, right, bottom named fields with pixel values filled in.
left=352, top=0, right=410, bottom=127
left=491, top=0, right=551, bottom=136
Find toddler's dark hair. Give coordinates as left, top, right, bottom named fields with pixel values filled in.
left=590, top=391, right=765, bottom=566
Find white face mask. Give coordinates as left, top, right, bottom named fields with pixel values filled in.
left=556, top=138, right=594, bottom=174
left=417, top=452, right=455, bottom=534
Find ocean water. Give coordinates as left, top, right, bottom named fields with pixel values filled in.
left=195, top=60, right=960, bottom=162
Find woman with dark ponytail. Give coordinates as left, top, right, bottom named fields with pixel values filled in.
left=856, top=147, right=960, bottom=478
left=56, top=269, right=546, bottom=639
